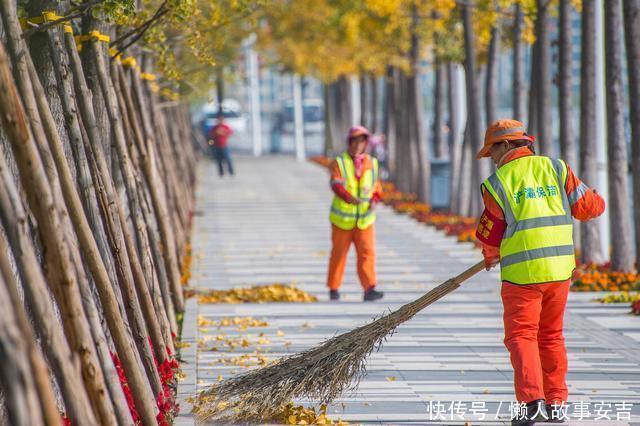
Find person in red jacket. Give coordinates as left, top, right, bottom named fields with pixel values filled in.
left=208, top=114, right=234, bottom=176
left=476, top=119, right=605, bottom=425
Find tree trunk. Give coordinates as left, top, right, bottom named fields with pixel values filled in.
left=485, top=24, right=500, bottom=126
left=370, top=75, right=378, bottom=133
left=536, top=0, right=553, bottom=156
left=408, top=6, right=429, bottom=202
left=513, top=4, right=526, bottom=121
left=394, top=71, right=412, bottom=193
left=448, top=63, right=462, bottom=213
left=623, top=0, right=640, bottom=269
left=604, top=0, right=634, bottom=272
left=434, top=59, right=447, bottom=159
left=323, top=84, right=333, bottom=155
left=457, top=124, right=473, bottom=217
left=383, top=66, right=397, bottom=179
left=410, top=72, right=429, bottom=202
left=579, top=0, right=604, bottom=263
left=216, top=67, right=224, bottom=116
left=462, top=2, right=487, bottom=215
left=359, top=72, right=367, bottom=126
left=559, top=0, right=577, bottom=169
left=528, top=28, right=540, bottom=135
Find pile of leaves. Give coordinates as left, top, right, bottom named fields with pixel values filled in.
left=198, top=283, right=318, bottom=304
left=571, top=263, right=640, bottom=292
left=197, top=315, right=269, bottom=330
left=277, top=403, right=349, bottom=425
left=596, top=291, right=640, bottom=316
left=597, top=292, right=640, bottom=304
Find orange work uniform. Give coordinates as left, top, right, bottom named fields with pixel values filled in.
left=327, top=155, right=382, bottom=291
left=476, top=147, right=605, bottom=404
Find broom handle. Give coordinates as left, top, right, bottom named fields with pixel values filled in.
left=453, top=260, right=487, bottom=285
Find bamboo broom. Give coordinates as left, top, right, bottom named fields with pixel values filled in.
left=193, top=260, right=486, bottom=422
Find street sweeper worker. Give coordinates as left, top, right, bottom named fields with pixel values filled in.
left=326, top=125, right=384, bottom=302
left=475, top=119, right=605, bottom=425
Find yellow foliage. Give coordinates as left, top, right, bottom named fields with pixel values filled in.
left=198, top=283, right=318, bottom=304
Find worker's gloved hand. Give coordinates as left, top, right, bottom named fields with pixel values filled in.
left=484, top=256, right=500, bottom=271
left=481, top=244, right=500, bottom=271
left=347, top=195, right=361, bottom=205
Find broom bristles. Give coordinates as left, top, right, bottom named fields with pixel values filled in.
left=193, top=261, right=485, bottom=423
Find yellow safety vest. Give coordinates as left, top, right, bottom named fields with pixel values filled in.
left=482, top=155, right=575, bottom=285
left=329, top=152, right=379, bottom=230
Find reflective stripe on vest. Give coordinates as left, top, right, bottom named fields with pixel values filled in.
left=329, top=152, right=378, bottom=230
left=483, top=156, right=575, bottom=285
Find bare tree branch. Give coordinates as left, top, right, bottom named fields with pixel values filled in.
left=110, top=0, right=168, bottom=47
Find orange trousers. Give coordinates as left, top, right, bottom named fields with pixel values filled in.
left=501, top=280, right=570, bottom=405
left=327, top=224, right=376, bottom=291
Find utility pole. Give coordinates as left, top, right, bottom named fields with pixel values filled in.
left=246, top=34, right=262, bottom=157
left=293, top=74, right=305, bottom=161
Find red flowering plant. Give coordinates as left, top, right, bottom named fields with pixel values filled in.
left=109, top=339, right=180, bottom=425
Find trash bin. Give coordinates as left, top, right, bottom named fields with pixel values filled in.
left=430, top=159, right=450, bottom=210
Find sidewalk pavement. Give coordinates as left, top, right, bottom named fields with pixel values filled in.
left=176, top=155, right=640, bottom=425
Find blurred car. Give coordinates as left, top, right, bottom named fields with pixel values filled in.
left=282, top=98, right=324, bottom=134
left=201, top=99, right=247, bottom=137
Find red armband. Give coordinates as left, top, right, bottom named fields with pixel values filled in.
left=475, top=208, right=506, bottom=247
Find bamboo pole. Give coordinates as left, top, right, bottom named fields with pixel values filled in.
left=121, top=68, right=185, bottom=313
left=90, top=41, right=165, bottom=402
left=0, top=239, right=60, bottom=426
left=0, top=33, right=116, bottom=424
left=26, top=27, right=164, bottom=425
left=0, top=139, right=97, bottom=425
left=45, top=27, right=134, bottom=425
left=0, top=270, right=45, bottom=426
left=121, top=64, right=177, bottom=340
left=112, top=62, right=174, bottom=359
left=62, top=29, right=163, bottom=404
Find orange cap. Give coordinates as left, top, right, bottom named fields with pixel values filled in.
left=476, top=119, right=534, bottom=159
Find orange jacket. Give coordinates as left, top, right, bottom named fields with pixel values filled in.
left=476, top=147, right=605, bottom=263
